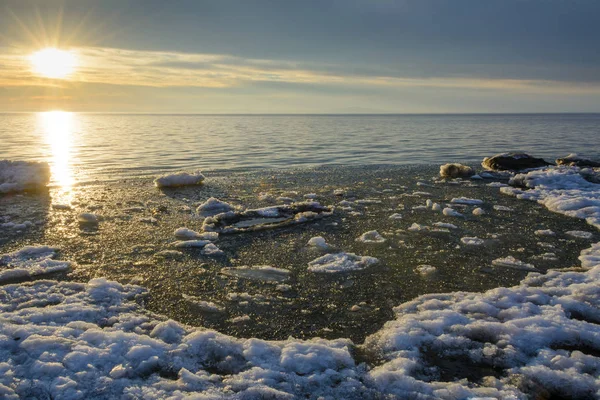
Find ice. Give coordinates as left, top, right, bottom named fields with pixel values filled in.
left=0, top=246, right=71, bottom=283
left=535, top=229, right=556, bottom=236
left=493, top=205, right=513, bottom=212
left=472, top=207, right=485, bottom=216
left=308, top=252, right=379, bottom=273
left=487, top=182, right=508, bottom=188
left=307, top=236, right=330, bottom=250
left=77, top=213, right=98, bottom=223
left=442, top=207, right=463, bottom=217
left=196, top=197, right=236, bottom=217
left=173, top=240, right=210, bottom=248
left=432, top=222, right=458, bottom=229
left=415, top=264, right=437, bottom=276
left=153, top=171, right=205, bottom=187
left=461, top=237, right=485, bottom=246
left=407, top=223, right=428, bottom=232
left=174, top=227, right=218, bottom=241
left=153, top=250, right=184, bottom=259
left=439, top=163, right=474, bottom=179
left=566, top=230, right=594, bottom=239
left=220, top=266, right=291, bottom=282
left=451, top=197, right=484, bottom=205
left=492, top=256, right=538, bottom=271
left=0, top=240, right=599, bottom=398
left=201, top=243, right=224, bottom=256
left=182, top=295, right=224, bottom=312
left=431, top=202, right=442, bottom=212
left=388, top=213, right=403, bottom=219
left=357, top=230, right=386, bottom=243
left=0, top=160, right=50, bottom=194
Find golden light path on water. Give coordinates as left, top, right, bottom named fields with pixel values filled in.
left=39, top=111, right=76, bottom=204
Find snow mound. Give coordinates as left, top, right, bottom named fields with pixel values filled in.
left=308, top=252, right=379, bottom=273
left=154, top=171, right=205, bottom=188
left=196, top=197, right=236, bottom=217
left=0, top=246, right=71, bottom=283
left=0, top=160, right=50, bottom=194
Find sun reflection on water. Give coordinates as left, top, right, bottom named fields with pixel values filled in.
left=39, top=111, right=76, bottom=204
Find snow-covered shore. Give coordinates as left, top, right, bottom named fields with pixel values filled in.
left=0, top=165, right=599, bottom=399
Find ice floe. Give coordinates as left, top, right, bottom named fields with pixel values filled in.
left=154, top=171, right=205, bottom=187
left=472, top=207, right=485, bottom=216
left=202, top=201, right=333, bottom=234
left=307, top=236, right=330, bottom=250
left=308, top=252, right=379, bottom=273
left=0, top=246, right=71, bottom=283
left=451, top=197, right=484, bottom=205
left=492, top=256, right=537, bottom=271
left=0, top=160, right=50, bottom=194
left=356, top=230, right=386, bottom=243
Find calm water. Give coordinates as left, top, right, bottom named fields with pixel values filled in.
left=2, top=113, right=599, bottom=186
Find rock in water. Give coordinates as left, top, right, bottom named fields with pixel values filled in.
left=555, top=153, right=600, bottom=168
left=481, top=152, right=552, bottom=171
left=439, top=163, right=475, bottom=178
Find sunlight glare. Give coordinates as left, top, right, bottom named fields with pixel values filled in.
left=40, top=111, right=76, bottom=203
left=30, top=48, right=77, bottom=79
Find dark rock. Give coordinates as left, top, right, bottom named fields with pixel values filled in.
left=481, top=152, right=552, bottom=172
left=556, top=154, right=600, bottom=168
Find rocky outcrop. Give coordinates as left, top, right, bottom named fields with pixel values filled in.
left=482, top=152, right=552, bottom=171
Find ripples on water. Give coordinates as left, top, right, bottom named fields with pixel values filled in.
left=1, top=113, right=599, bottom=186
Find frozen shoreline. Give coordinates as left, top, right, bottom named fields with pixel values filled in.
left=1, top=163, right=599, bottom=398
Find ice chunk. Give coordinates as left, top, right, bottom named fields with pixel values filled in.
left=201, top=243, right=224, bottom=256
left=461, top=237, right=485, bottom=246
left=388, top=213, right=403, bottom=219
left=173, top=240, right=210, bottom=248
left=307, top=236, right=330, bottom=250
left=356, top=230, right=386, bottom=243
left=174, top=227, right=218, bottom=241
left=0, top=160, right=50, bottom=194
left=154, top=171, right=205, bottom=187
left=415, top=264, right=437, bottom=276
left=492, top=256, right=537, bottom=271
left=196, top=197, right=236, bottom=217
left=493, top=205, right=513, bottom=212
left=0, top=246, right=71, bottom=282
left=442, top=207, right=463, bottom=217
left=472, top=207, right=485, bottom=216
left=451, top=197, right=484, bottom=205
left=565, top=230, right=594, bottom=239
left=77, top=213, right=99, bottom=223
left=432, top=222, right=458, bottom=229
left=407, top=223, right=428, bottom=232
left=182, top=295, right=224, bottom=312
left=308, top=252, right=378, bottom=273
left=535, top=229, right=555, bottom=236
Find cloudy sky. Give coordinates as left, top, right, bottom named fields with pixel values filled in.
left=2, top=0, right=600, bottom=113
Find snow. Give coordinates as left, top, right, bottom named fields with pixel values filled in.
left=492, top=256, right=538, bottom=271
left=356, top=230, right=386, bottom=243
left=451, top=197, right=484, bottom=205
left=307, top=236, right=330, bottom=249
left=153, top=171, right=205, bottom=188
left=0, top=246, right=72, bottom=283
left=0, top=241, right=599, bottom=398
left=0, top=160, right=50, bottom=194
left=461, top=237, right=485, bottom=246
left=196, top=197, right=236, bottom=217
left=308, top=252, right=379, bottom=273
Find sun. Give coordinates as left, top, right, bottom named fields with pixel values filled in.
left=30, top=48, right=78, bottom=79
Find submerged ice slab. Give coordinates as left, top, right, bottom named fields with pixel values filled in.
left=0, top=160, right=50, bottom=194
left=202, top=201, right=333, bottom=234
left=0, top=245, right=71, bottom=282
left=220, top=265, right=291, bottom=282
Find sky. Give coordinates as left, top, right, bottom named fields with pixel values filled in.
left=1, top=0, right=600, bottom=113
